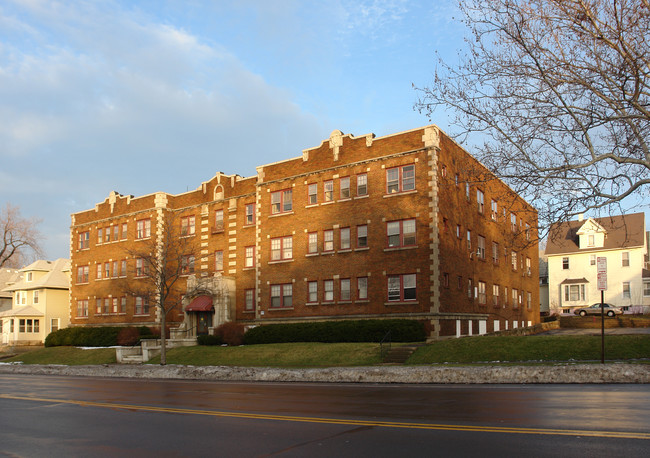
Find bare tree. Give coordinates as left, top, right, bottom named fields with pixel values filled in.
left=0, top=203, right=44, bottom=268
left=415, top=0, right=650, bottom=229
left=122, top=210, right=199, bottom=365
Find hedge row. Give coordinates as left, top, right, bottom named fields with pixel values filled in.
left=242, top=319, right=426, bottom=345
left=45, top=326, right=155, bottom=347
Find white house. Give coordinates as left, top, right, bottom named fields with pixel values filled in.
left=0, top=259, right=71, bottom=346
left=545, top=213, right=649, bottom=315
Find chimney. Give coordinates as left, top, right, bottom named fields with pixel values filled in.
left=578, top=213, right=584, bottom=221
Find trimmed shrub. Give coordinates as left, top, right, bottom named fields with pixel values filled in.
left=243, top=319, right=426, bottom=345
left=214, top=322, right=246, bottom=346
left=45, top=326, right=157, bottom=347
left=197, top=334, right=223, bottom=346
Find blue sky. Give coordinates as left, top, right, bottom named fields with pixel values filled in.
left=0, top=0, right=465, bottom=260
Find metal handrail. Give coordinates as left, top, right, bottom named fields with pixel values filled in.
left=380, top=330, right=392, bottom=359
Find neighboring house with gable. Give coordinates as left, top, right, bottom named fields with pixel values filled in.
left=0, top=268, right=20, bottom=312
left=0, top=259, right=71, bottom=345
left=545, top=213, right=649, bottom=315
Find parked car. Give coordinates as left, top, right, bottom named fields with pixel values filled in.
left=573, top=303, right=623, bottom=317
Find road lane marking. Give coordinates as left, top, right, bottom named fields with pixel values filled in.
left=2, top=393, right=649, bottom=440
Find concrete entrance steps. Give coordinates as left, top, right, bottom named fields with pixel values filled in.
left=382, top=345, right=420, bottom=364
left=116, top=338, right=196, bottom=364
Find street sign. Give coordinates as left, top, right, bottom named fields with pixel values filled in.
left=597, top=257, right=607, bottom=290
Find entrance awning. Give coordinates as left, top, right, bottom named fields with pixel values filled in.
left=186, top=295, right=214, bottom=312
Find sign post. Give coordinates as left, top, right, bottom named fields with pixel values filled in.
left=597, top=257, right=607, bottom=364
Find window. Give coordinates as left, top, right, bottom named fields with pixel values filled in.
left=121, top=222, right=128, bottom=239
left=103, top=298, right=110, bottom=314
left=443, top=272, right=449, bottom=287
left=136, top=258, right=147, bottom=277
left=525, top=223, right=531, bottom=241
left=121, top=260, right=127, bottom=277
left=510, top=213, right=517, bottom=232
left=97, top=228, right=103, bottom=244
left=245, top=246, right=255, bottom=268
left=387, top=274, right=416, bottom=302
left=492, top=242, right=499, bottom=264
left=324, top=280, right=334, bottom=302
left=340, top=279, right=351, bottom=301
left=526, top=257, right=531, bottom=276
left=465, top=182, right=470, bottom=201
left=245, top=204, right=255, bottom=225
left=78, top=231, right=89, bottom=250
left=96, top=264, right=102, bottom=280
left=270, top=284, right=292, bottom=308
left=308, top=232, right=318, bottom=254
left=104, top=262, right=110, bottom=279
left=466, top=230, right=471, bottom=251
left=19, top=319, right=25, bottom=333
left=323, top=230, right=334, bottom=252
left=307, top=281, right=318, bottom=303
left=456, top=225, right=461, bottom=239
left=105, top=228, right=110, bottom=242
left=493, top=284, right=500, bottom=306
left=386, top=164, right=415, bottom=193
left=562, top=257, right=569, bottom=270
left=564, top=284, right=586, bottom=302
left=181, top=255, right=195, bottom=274
left=491, top=200, right=498, bottom=221
left=622, top=252, right=630, bottom=267
left=308, top=183, right=318, bottom=205
left=271, top=236, right=292, bottom=261
left=588, top=234, right=595, bottom=247
left=644, top=281, right=650, bottom=297
left=512, top=288, right=519, bottom=308
left=357, top=225, right=368, bottom=248
left=478, top=281, right=486, bottom=305
left=215, top=251, right=223, bottom=271
left=387, top=219, right=416, bottom=248
left=245, top=289, right=255, bottom=311
left=477, top=236, right=486, bottom=260
left=340, top=177, right=350, bottom=199
left=181, top=215, right=196, bottom=236
left=340, top=227, right=350, bottom=250
left=113, top=225, right=119, bottom=241
left=136, top=219, right=151, bottom=239
left=511, top=251, right=517, bottom=270
left=112, top=261, right=118, bottom=278
left=468, top=278, right=473, bottom=299
left=51, top=318, right=59, bottom=332
left=477, top=190, right=484, bottom=214
left=271, top=189, right=292, bottom=214
left=527, top=292, right=532, bottom=310
left=324, top=181, right=334, bottom=202
left=135, top=297, right=149, bottom=315
left=77, top=300, right=88, bottom=317
left=96, top=298, right=102, bottom=314
left=357, top=173, right=367, bottom=196
left=357, top=277, right=368, bottom=300
left=77, top=266, right=89, bottom=284
left=590, top=254, right=596, bottom=266
left=214, top=210, right=224, bottom=232
left=623, top=282, right=631, bottom=298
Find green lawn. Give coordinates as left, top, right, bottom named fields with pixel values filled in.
left=3, top=335, right=648, bottom=367
left=148, top=342, right=383, bottom=367
left=407, top=335, right=650, bottom=364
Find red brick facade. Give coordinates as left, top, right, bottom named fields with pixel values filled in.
left=70, top=126, right=539, bottom=338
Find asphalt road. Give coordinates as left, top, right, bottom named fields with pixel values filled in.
left=0, top=375, right=649, bottom=457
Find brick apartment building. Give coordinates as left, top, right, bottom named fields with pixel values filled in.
left=69, top=125, right=539, bottom=339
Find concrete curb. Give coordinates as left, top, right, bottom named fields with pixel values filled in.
left=1, top=363, right=648, bottom=384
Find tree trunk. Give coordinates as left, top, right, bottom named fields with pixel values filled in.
left=160, top=309, right=166, bottom=366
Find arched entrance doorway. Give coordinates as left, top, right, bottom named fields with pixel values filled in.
left=185, top=295, right=214, bottom=335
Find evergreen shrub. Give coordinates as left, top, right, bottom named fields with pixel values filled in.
left=45, top=326, right=155, bottom=347
left=243, top=319, right=425, bottom=345
left=197, top=334, right=223, bottom=346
